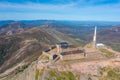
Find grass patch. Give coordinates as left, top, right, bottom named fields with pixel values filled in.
left=88, top=76, right=92, bottom=80
left=15, top=64, right=30, bottom=75
left=87, top=44, right=92, bottom=48
left=46, top=70, right=79, bottom=80
left=99, top=67, right=120, bottom=80
left=63, top=58, right=86, bottom=63
left=39, top=69, right=44, bottom=76
left=39, top=55, right=50, bottom=60
left=99, top=48, right=114, bottom=58
left=35, top=69, right=39, bottom=80
left=63, top=57, right=99, bottom=63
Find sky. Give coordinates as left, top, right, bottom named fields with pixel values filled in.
left=0, top=0, right=120, bottom=21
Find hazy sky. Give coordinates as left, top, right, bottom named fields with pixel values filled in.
left=0, top=0, right=120, bottom=21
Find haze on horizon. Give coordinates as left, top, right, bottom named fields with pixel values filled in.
left=0, top=0, right=120, bottom=21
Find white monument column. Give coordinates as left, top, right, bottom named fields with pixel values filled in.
left=93, top=26, right=97, bottom=48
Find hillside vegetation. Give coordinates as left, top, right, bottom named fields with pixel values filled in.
left=0, top=26, right=84, bottom=77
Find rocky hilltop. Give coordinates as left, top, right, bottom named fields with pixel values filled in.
left=1, top=41, right=120, bottom=80
left=0, top=23, right=120, bottom=80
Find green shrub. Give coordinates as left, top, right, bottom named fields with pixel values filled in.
left=99, top=48, right=114, bottom=58
left=47, top=70, right=77, bottom=80
left=88, top=76, right=92, bottom=80
left=35, top=69, right=39, bottom=80
left=99, top=67, right=120, bottom=80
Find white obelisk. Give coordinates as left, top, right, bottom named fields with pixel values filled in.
left=93, top=26, right=97, bottom=48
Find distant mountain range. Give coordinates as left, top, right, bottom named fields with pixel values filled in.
left=0, top=20, right=120, bottom=26
left=0, top=20, right=120, bottom=52
left=97, top=26, right=120, bottom=51
left=1, top=20, right=119, bottom=39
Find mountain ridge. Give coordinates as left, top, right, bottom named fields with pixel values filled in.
left=0, top=26, right=84, bottom=77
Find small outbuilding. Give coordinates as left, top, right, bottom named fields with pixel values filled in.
left=96, top=43, right=105, bottom=47
left=58, top=42, right=69, bottom=49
